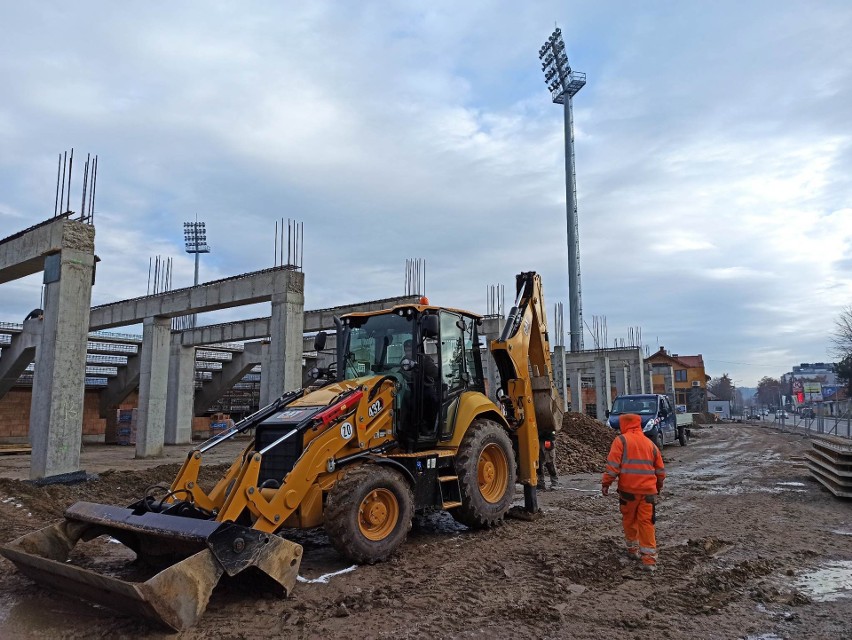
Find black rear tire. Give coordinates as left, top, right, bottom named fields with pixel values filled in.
left=678, top=426, right=689, bottom=446
left=451, top=419, right=516, bottom=529
left=324, top=464, right=414, bottom=564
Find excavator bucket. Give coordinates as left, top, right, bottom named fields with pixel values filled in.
left=0, top=501, right=303, bottom=631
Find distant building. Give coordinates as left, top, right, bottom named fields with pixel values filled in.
left=782, top=362, right=845, bottom=405
left=646, top=347, right=710, bottom=413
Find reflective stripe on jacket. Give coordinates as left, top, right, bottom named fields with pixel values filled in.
left=601, top=413, right=666, bottom=494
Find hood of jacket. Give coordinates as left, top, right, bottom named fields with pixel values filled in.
left=619, top=413, right=642, bottom=434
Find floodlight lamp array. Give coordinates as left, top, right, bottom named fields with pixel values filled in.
left=538, top=28, right=572, bottom=96
left=183, top=221, right=211, bottom=253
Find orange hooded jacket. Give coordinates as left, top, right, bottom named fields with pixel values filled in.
left=601, top=413, right=666, bottom=495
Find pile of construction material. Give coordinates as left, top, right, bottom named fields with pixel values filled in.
left=805, top=434, right=852, bottom=498
left=555, top=412, right=616, bottom=474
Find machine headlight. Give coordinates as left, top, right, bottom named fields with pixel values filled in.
left=643, top=417, right=658, bottom=432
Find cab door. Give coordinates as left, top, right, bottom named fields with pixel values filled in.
left=659, top=396, right=676, bottom=443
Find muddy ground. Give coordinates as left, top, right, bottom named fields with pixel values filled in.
left=0, top=423, right=850, bottom=639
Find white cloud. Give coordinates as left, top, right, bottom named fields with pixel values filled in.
left=1, top=1, right=851, bottom=386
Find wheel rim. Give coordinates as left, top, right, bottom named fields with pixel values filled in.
left=478, top=443, right=509, bottom=504
left=358, top=488, right=399, bottom=541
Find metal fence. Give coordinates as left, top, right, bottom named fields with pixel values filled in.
left=756, top=406, right=852, bottom=439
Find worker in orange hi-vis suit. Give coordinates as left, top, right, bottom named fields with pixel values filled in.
left=601, top=413, right=666, bottom=572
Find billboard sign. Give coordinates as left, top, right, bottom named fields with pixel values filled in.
left=822, top=385, right=839, bottom=400
left=803, top=381, right=822, bottom=402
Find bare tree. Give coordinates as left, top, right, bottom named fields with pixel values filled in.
left=830, top=306, right=852, bottom=358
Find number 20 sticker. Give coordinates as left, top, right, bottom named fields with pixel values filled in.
left=340, top=422, right=354, bottom=440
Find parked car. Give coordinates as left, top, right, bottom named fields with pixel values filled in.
left=801, top=407, right=816, bottom=419
left=746, top=410, right=761, bottom=420
left=775, top=409, right=789, bottom=419
left=606, top=393, right=688, bottom=448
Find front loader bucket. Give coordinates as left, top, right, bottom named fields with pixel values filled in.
left=0, top=502, right=303, bottom=631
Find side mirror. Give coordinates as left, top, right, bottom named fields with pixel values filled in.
left=313, top=331, right=327, bottom=351
left=422, top=314, right=439, bottom=339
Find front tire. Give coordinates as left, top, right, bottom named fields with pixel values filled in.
left=324, top=464, right=414, bottom=564
left=451, top=419, right=516, bottom=529
left=654, top=430, right=664, bottom=452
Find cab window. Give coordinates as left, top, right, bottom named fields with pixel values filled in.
left=440, top=312, right=466, bottom=395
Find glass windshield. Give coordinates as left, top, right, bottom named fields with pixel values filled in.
left=343, top=312, right=415, bottom=379
left=611, top=396, right=658, bottom=415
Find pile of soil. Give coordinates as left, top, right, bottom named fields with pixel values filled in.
left=555, top=412, right=616, bottom=474
left=0, top=464, right=229, bottom=542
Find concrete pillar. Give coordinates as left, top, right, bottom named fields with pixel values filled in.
left=259, top=341, right=271, bottom=407
left=136, top=316, right=171, bottom=457
left=267, top=271, right=305, bottom=399
left=568, top=367, right=582, bottom=414
left=614, top=364, right=628, bottom=396
left=629, top=357, right=645, bottom=394
left=594, top=354, right=612, bottom=421
left=29, top=247, right=95, bottom=480
left=552, top=345, right=568, bottom=411
left=164, top=344, right=196, bottom=445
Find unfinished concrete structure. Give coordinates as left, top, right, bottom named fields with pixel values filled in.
left=85, top=266, right=305, bottom=458
left=552, top=347, right=647, bottom=419
left=0, top=255, right=417, bottom=477
left=0, top=216, right=96, bottom=480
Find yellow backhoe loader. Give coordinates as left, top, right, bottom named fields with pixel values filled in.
left=1, top=271, right=563, bottom=630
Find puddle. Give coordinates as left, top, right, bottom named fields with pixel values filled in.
left=775, top=482, right=805, bottom=487
left=0, top=591, right=112, bottom=630
left=831, top=529, right=852, bottom=536
left=795, top=561, right=852, bottom=602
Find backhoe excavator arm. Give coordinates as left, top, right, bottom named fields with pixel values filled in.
left=490, top=271, right=564, bottom=514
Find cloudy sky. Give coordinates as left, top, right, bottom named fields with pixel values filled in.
left=1, top=1, right=851, bottom=387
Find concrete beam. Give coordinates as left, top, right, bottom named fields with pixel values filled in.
left=0, top=215, right=76, bottom=285
left=89, top=266, right=296, bottom=330
left=170, top=295, right=420, bottom=347
left=0, top=317, right=42, bottom=399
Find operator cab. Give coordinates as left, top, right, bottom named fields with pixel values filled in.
left=338, top=305, right=486, bottom=451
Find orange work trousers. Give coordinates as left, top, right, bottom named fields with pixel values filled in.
left=619, top=492, right=657, bottom=566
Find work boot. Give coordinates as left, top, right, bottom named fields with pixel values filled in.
left=549, top=478, right=560, bottom=490
left=626, top=548, right=641, bottom=561
left=640, top=562, right=657, bottom=573
left=536, top=482, right=546, bottom=492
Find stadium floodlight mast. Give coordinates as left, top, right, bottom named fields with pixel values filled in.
left=183, top=220, right=211, bottom=286
left=184, top=220, right=211, bottom=328
left=539, top=27, right=586, bottom=352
